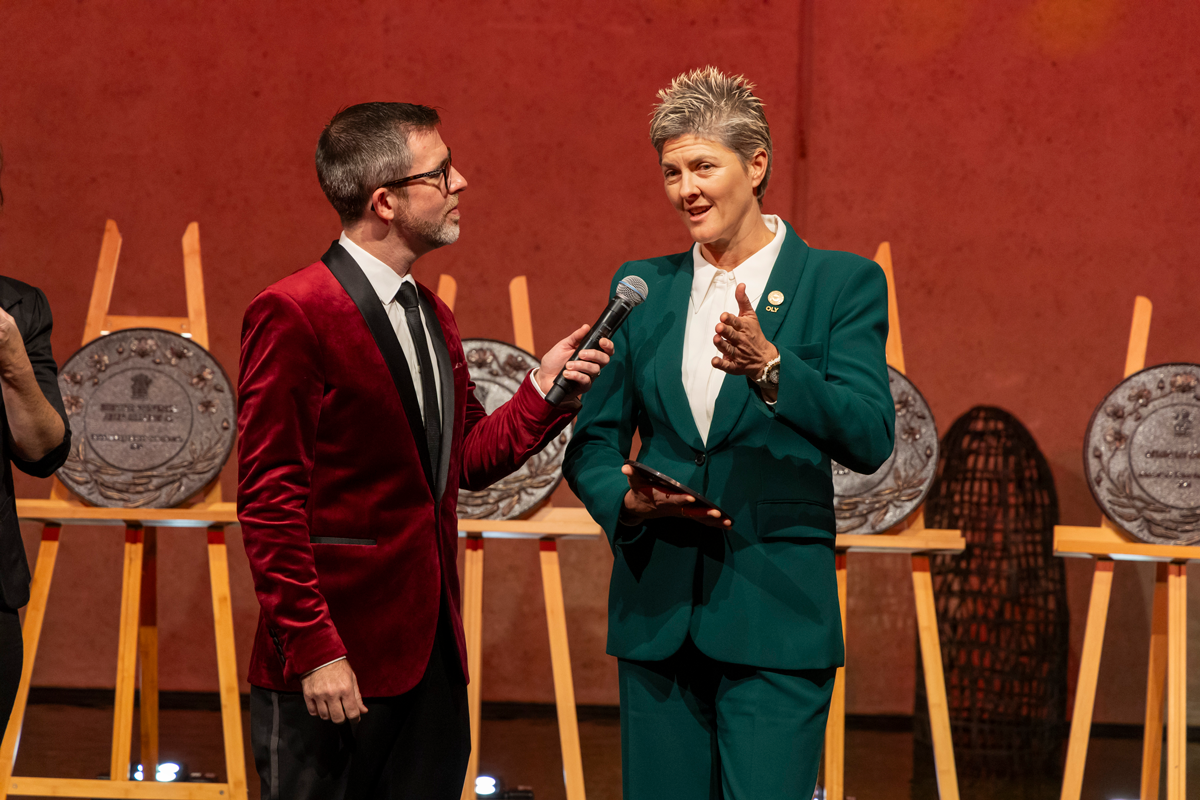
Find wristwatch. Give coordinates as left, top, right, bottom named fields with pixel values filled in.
left=754, top=354, right=781, bottom=389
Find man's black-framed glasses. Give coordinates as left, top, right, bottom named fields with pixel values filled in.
left=380, top=149, right=452, bottom=194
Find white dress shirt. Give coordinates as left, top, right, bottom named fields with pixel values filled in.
left=682, top=215, right=785, bottom=443
left=339, top=232, right=443, bottom=421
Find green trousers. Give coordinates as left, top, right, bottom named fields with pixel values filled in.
left=618, top=637, right=835, bottom=800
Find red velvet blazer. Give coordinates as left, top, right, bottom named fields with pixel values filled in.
left=237, top=242, right=574, bottom=697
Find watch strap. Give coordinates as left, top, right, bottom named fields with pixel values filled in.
left=755, top=354, right=781, bottom=388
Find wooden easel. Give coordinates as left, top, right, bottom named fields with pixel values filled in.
left=1, top=220, right=248, bottom=800
left=821, top=242, right=966, bottom=800
left=436, top=275, right=600, bottom=800
left=1055, top=296, right=1191, bottom=800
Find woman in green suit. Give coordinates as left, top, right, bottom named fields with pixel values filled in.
left=562, top=67, right=895, bottom=800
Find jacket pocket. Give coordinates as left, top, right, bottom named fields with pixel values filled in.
left=756, top=499, right=835, bottom=541
left=310, top=536, right=377, bottom=545
left=789, top=342, right=823, bottom=365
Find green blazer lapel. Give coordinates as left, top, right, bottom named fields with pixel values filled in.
left=654, top=256, right=705, bottom=452
left=757, top=223, right=810, bottom=343
left=705, top=224, right=811, bottom=450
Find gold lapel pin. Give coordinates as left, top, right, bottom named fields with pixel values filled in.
left=768, top=290, right=785, bottom=305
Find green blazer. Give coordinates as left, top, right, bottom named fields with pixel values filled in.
left=563, top=222, right=895, bottom=671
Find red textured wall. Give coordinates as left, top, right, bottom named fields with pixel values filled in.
left=1, top=0, right=1197, bottom=726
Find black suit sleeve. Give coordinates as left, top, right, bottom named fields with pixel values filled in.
left=9, top=288, right=70, bottom=477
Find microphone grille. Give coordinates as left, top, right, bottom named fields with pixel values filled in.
left=616, top=276, right=649, bottom=305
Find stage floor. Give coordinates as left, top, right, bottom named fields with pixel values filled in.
left=8, top=703, right=1196, bottom=799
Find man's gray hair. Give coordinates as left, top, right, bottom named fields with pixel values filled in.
left=649, top=67, right=773, bottom=203
left=316, top=102, right=440, bottom=224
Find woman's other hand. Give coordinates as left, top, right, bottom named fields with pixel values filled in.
left=619, top=464, right=731, bottom=528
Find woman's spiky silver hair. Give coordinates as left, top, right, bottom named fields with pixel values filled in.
left=650, top=66, right=773, bottom=203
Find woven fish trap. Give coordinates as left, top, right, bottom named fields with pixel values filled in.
left=914, top=406, right=1069, bottom=779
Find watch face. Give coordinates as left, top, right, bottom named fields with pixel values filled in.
left=758, top=362, right=780, bottom=387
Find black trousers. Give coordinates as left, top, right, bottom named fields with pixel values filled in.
left=251, top=607, right=470, bottom=800
left=0, top=607, right=21, bottom=733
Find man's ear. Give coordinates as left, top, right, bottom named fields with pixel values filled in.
left=369, top=187, right=399, bottom=221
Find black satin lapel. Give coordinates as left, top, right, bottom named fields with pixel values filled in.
left=0, top=280, right=23, bottom=312
left=705, top=224, right=810, bottom=450
left=418, top=286, right=456, bottom=501
left=320, top=242, right=434, bottom=487
left=654, top=260, right=705, bottom=452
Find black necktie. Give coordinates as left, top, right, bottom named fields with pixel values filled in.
left=395, top=282, right=441, bottom=480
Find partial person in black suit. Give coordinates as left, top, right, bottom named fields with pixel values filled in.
left=0, top=146, right=72, bottom=731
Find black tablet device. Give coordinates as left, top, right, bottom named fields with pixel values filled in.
left=624, top=460, right=730, bottom=521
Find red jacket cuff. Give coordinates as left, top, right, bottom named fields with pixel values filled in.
left=278, top=623, right=348, bottom=683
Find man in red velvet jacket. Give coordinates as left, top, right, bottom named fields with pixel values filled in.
left=237, top=102, right=612, bottom=800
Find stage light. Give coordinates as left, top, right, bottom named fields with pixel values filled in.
left=476, top=775, right=498, bottom=796
left=156, top=762, right=182, bottom=782
left=132, top=764, right=144, bottom=781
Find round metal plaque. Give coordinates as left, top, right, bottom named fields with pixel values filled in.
left=456, top=339, right=571, bottom=520
left=833, top=367, right=938, bottom=534
left=1085, top=363, right=1200, bottom=545
left=56, top=329, right=235, bottom=508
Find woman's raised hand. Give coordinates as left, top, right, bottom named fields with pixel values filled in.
left=712, top=283, right=777, bottom=378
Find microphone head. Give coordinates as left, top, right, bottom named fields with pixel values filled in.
left=616, top=276, right=649, bottom=306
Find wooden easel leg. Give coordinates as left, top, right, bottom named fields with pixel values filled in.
left=1139, top=562, right=1169, bottom=800
left=181, top=223, right=209, bottom=349
left=823, top=551, right=848, bottom=800
left=207, top=527, right=248, bottom=799
left=1060, top=558, right=1115, bottom=800
left=138, top=528, right=159, bottom=779
left=508, top=277, right=535, bottom=354
left=460, top=537, right=485, bottom=800
left=912, top=555, right=959, bottom=800
left=1165, top=563, right=1186, bottom=800
left=82, top=219, right=123, bottom=344
left=0, top=524, right=61, bottom=789
left=437, top=274, right=458, bottom=311
left=110, top=526, right=145, bottom=782
left=539, top=539, right=586, bottom=800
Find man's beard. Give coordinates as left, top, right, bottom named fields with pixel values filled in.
left=397, top=203, right=459, bottom=249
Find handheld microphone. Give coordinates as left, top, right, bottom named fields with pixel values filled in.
left=545, top=276, right=648, bottom=406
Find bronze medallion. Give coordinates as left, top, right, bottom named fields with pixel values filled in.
left=56, top=329, right=235, bottom=508
left=456, top=339, right=571, bottom=520
left=1085, top=363, right=1200, bottom=545
left=833, top=367, right=938, bottom=534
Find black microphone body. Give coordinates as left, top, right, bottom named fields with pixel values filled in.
left=545, top=286, right=644, bottom=405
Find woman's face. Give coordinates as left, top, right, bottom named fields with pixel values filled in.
left=660, top=134, right=764, bottom=246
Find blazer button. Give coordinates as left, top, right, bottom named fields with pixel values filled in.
left=695, top=453, right=706, bottom=466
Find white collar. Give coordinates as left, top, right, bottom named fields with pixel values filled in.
left=689, top=215, right=785, bottom=314
left=338, top=232, right=414, bottom=305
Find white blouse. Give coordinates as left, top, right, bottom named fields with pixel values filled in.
left=681, top=215, right=785, bottom=443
